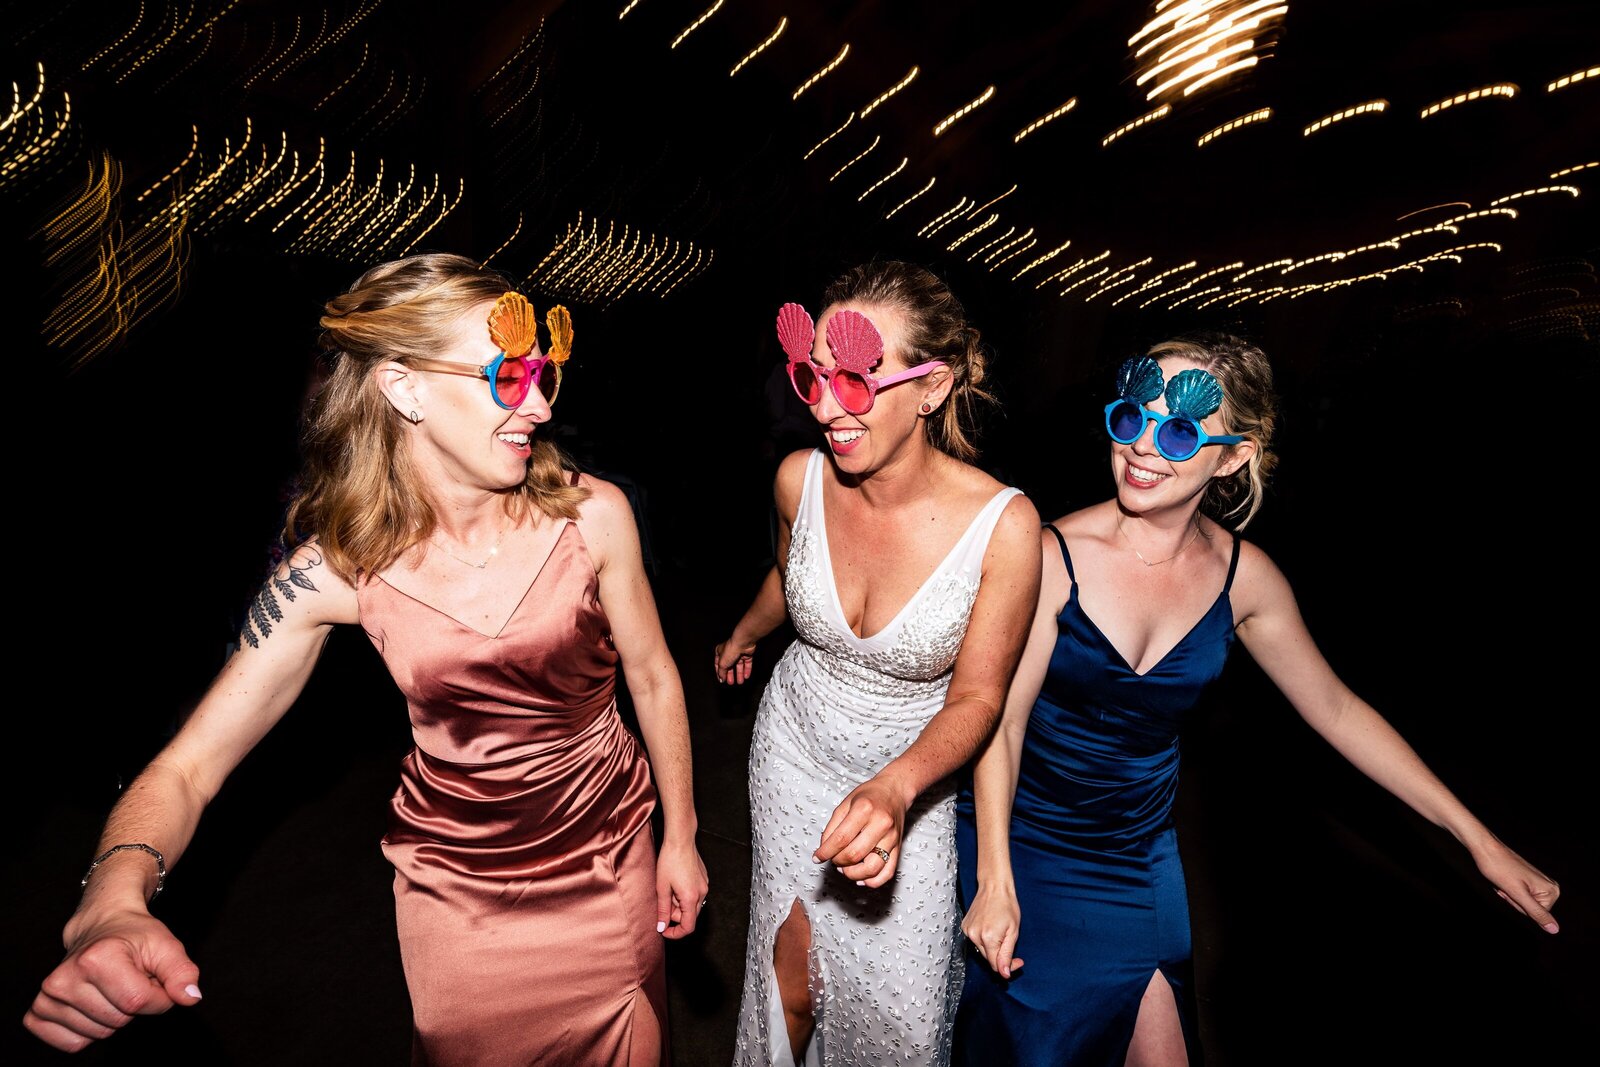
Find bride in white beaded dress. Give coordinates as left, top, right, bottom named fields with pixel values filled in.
left=715, top=262, right=1041, bottom=1067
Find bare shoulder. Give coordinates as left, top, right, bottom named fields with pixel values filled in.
left=1228, top=537, right=1293, bottom=619
left=239, top=536, right=358, bottom=648
left=774, top=448, right=814, bottom=523
left=572, top=472, right=632, bottom=524
left=1049, top=500, right=1114, bottom=540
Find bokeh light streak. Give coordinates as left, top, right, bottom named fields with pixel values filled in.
left=933, top=85, right=995, bottom=136
left=1102, top=105, right=1170, bottom=147
left=1546, top=66, right=1598, bottom=92
left=990, top=237, right=1037, bottom=270
left=1116, top=260, right=1197, bottom=304
left=1302, top=100, right=1387, bottom=136
left=730, top=17, right=787, bottom=76
left=316, top=43, right=370, bottom=110
left=671, top=1, right=725, bottom=50
left=860, top=67, right=919, bottom=117
left=970, top=226, right=1019, bottom=261
left=1130, top=1, right=1287, bottom=102
left=1488, top=185, right=1580, bottom=206
left=1551, top=162, right=1598, bottom=179
left=946, top=213, right=998, bottom=251
left=1038, top=250, right=1110, bottom=289
left=794, top=44, right=850, bottom=100
left=983, top=228, right=1035, bottom=264
left=1060, top=265, right=1109, bottom=295
left=1197, top=107, right=1271, bottom=147
left=918, top=198, right=970, bottom=237
left=82, top=3, right=147, bottom=72
left=828, top=135, right=880, bottom=181
left=1012, top=240, right=1072, bottom=281
left=1419, top=83, right=1518, bottom=118
left=804, top=112, right=854, bottom=160
left=968, top=184, right=1018, bottom=218
left=885, top=176, right=935, bottom=219
left=1085, top=272, right=1141, bottom=301
left=1014, top=98, right=1077, bottom=143
left=857, top=156, right=908, bottom=200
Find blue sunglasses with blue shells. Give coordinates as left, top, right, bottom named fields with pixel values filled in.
left=1104, top=356, right=1243, bottom=462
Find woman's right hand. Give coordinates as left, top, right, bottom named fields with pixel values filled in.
left=714, top=635, right=757, bottom=685
left=961, top=881, right=1024, bottom=979
left=23, top=908, right=202, bottom=1052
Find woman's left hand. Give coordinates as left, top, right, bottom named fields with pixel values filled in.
left=1474, top=836, right=1561, bottom=933
left=655, top=837, right=710, bottom=939
left=813, top=776, right=908, bottom=889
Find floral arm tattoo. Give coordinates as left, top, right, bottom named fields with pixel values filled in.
left=240, top=545, right=323, bottom=649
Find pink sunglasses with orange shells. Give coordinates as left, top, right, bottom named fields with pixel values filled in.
left=776, top=302, right=947, bottom=416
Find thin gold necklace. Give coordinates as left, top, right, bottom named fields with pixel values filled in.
left=1116, top=512, right=1201, bottom=567
left=428, top=514, right=511, bottom=569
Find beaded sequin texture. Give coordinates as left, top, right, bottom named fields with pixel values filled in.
left=734, top=450, right=1024, bottom=1067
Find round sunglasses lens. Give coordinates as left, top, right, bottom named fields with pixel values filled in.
left=1108, top=402, right=1146, bottom=442
left=535, top=361, right=560, bottom=403
left=494, top=359, right=529, bottom=406
left=1157, top=418, right=1201, bottom=459
left=835, top=371, right=874, bottom=414
left=790, top=362, right=823, bottom=403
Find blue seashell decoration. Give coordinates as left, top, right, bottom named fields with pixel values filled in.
left=1164, top=368, right=1226, bottom=420
left=1115, top=356, right=1165, bottom=403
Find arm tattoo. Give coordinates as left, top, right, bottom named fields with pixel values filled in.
left=240, top=546, right=323, bottom=649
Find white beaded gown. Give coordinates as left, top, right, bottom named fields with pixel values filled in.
left=734, top=449, right=1024, bottom=1067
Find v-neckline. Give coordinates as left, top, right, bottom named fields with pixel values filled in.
left=1068, top=583, right=1229, bottom=679
left=374, top=520, right=571, bottom=640
left=814, top=469, right=1002, bottom=644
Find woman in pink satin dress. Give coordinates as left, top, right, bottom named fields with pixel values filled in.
left=25, top=254, right=708, bottom=1066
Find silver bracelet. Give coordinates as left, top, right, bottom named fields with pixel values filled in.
left=81, top=843, right=167, bottom=901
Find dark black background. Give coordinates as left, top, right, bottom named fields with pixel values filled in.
left=5, top=2, right=1596, bottom=1063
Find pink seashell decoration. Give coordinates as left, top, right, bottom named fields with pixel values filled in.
left=823, top=309, right=884, bottom=373
left=776, top=302, right=816, bottom=363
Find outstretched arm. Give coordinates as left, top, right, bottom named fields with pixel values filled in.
left=582, top=477, right=709, bottom=940
left=1233, top=542, right=1560, bottom=933
left=715, top=449, right=810, bottom=684
left=816, top=494, right=1043, bottom=888
left=24, top=542, right=354, bottom=1051
left=961, top=526, right=1068, bottom=977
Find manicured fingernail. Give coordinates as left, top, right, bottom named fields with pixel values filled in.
left=856, top=880, right=866, bottom=886
left=1543, top=922, right=1560, bottom=934
left=185, top=985, right=202, bottom=999
left=656, top=921, right=667, bottom=933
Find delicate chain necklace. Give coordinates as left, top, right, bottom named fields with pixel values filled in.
left=428, top=514, right=511, bottom=569
left=1116, top=512, right=1201, bottom=567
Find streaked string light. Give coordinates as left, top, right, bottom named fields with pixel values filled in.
left=982, top=228, right=1034, bottom=264
left=946, top=213, right=998, bottom=251
left=1231, top=259, right=1291, bottom=281
left=794, top=44, right=849, bottom=100
left=1143, top=262, right=1244, bottom=306
left=1436, top=207, right=1516, bottom=226
left=968, top=226, right=1017, bottom=261
left=1114, top=260, right=1198, bottom=305
left=1197, top=107, right=1271, bottom=147
left=885, top=176, right=935, bottom=219
left=670, top=1, right=724, bottom=50
left=1303, top=99, right=1387, bottom=136
left=1038, top=250, right=1109, bottom=289
left=1014, top=98, right=1077, bottom=143
left=828, top=135, right=880, bottom=181
left=1551, top=162, right=1598, bottom=179
left=803, top=112, right=854, bottom=160
left=933, top=86, right=995, bottom=136
left=990, top=237, right=1038, bottom=270
left=1013, top=240, right=1072, bottom=281
left=1129, top=0, right=1288, bottom=103
left=1102, top=104, right=1170, bottom=147
left=968, top=184, right=1018, bottom=218
left=1489, top=185, right=1580, bottom=206
left=1547, top=66, right=1598, bottom=92
left=1060, top=266, right=1109, bottom=295
left=917, top=197, right=970, bottom=237
left=526, top=212, right=712, bottom=304
left=730, top=17, right=787, bottom=76
left=857, top=156, right=907, bottom=201
left=482, top=213, right=523, bottom=266
left=860, top=67, right=919, bottom=117
left=1420, top=83, right=1518, bottom=118
left=618, top=1, right=647, bottom=19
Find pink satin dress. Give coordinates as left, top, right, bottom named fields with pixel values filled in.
left=357, top=519, right=666, bottom=1066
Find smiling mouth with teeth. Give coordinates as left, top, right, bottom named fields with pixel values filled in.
left=830, top=429, right=865, bottom=443
left=497, top=432, right=530, bottom=446
left=1128, top=466, right=1167, bottom=483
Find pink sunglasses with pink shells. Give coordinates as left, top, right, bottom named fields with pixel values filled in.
left=776, top=303, right=947, bottom=416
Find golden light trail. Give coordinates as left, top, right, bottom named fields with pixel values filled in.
left=1231, top=259, right=1291, bottom=280
left=1547, top=66, right=1598, bottom=92
left=1551, top=162, right=1598, bottom=179
left=1060, top=266, right=1109, bottom=295
left=82, top=3, right=146, bottom=71
left=946, top=213, right=999, bottom=251
left=1085, top=274, right=1141, bottom=302
left=1129, top=1, right=1287, bottom=102
left=1012, top=240, right=1072, bottom=281
left=1303, top=100, right=1388, bottom=136
left=968, top=184, right=1018, bottom=218
left=730, top=17, right=787, bottom=76
left=933, top=85, right=995, bottom=136
left=1197, top=107, right=1271, bottom=147
left=1103, top=104, right=1170, bottom=147
left=400, top=176, right=463, bottom=255
left=991, top=238, right=1038, bottom=270
left=619, top=0, right=646, bottom=18
left=1014, top=98, right=1077, bottom=143
left=985, top=229, right=1035, bottom=265
left=1489, top=185, right=1580, bottom=206
left=969, top=226, right=1018, bottom=261
left=804, top=112, right=855, bottom=160
left=857, top=156, right=908, bottom=201
left=483, top=213, right=523, bottom=267
left=828, top=135, right=880, bottom=181
left=1038, top=250, right=1110, bottom=289
left=917, top=198, right=970, bottom=237
left=1184, top=55, right=1259, bottom=95
left=1144, top=261, right=1244, bottom=306
left=1168, top=285, right=1224, bottom=308
left=2, top=62, right=47, bottom=134
left=885, top=176, right=935, bottom=219
left=1435, top=207, right=1515, bottom=226
left=1420, top=83, right=1518, bottom=118
left=316, top=42, right=369, bottom=110
left=1115, top=260, right=1198, bottom=304
left=671, top=1, right=725, bottom=50
left=794, top=44, right=850, bottom=100
left=1396, top=201, right=1471, bottom=221
left=861, top=67, right=919, bottom=117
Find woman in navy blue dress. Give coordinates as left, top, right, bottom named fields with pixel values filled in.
left=953, top=333, right=1561, bottom=1066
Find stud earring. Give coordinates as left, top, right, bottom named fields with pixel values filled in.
left=408, top=410, right=422, bottom=424
left=919, top=402, right=933, bottom=415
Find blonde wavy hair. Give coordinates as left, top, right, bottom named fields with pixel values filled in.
left=284, top=253, right=587, bottom=581
left=1147, top=332, right=1278, bottom=530
left=823, top=261, right=996, bottom=462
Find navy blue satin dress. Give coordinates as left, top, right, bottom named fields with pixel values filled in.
left=955, top=524, right=1240, bottom=1066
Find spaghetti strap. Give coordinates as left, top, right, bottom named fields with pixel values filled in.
left=569, top=467, right=582, bottom=487
left=1044, top=523, right=1075, bottom=582
left=1224, top=534, right=1243, bottom=591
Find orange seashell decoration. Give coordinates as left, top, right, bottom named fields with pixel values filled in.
left=545, top=305, right=574, bottom=364
left=488, top=292, right=539, bottom=358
